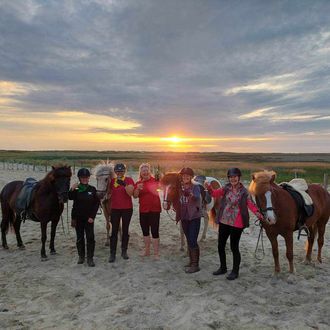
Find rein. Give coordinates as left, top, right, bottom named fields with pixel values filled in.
left=254, top=219, right=265, bottom=260
left=163, top=184, right=178, bottom=223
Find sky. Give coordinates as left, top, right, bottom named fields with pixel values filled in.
left=0, top=0, right=329, bottom=152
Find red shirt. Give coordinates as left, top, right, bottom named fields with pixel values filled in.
left=110, top=177, right=134, bottom=209
left=135, top=177, right=161, bottom=213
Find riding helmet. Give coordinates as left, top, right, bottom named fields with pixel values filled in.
left=114, top=163, right=126, bottom=172
left=77, top=168, right=91, bottom=178
left=179, top=167, right=194, bottom=177
left=227, top=167, right=242, bottom=177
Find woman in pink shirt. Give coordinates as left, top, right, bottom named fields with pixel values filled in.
left=133, top=163, right=161, bottom=259
left=108, top=163, right=134, bottom=263
left=206, top=168, right=263, bottom=280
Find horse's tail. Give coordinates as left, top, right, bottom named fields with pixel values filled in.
left=0, top=186, right=15, bottom=234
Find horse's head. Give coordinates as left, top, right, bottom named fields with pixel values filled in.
left=93, top=161, right=115, bottom=199
left=49, top=165, right=72, bottom=203
left=160, top=172, right=181, bottom=210
left=249, top=170, right=277, bottom=224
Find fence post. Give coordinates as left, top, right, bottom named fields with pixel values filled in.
left=324, top=173, right=329, bottom=190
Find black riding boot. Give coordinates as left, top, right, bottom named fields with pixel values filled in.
left=76, top=238, right=85, bottom=264
left=87, top=239, right=95, bottom=267
left=109, top=236, right=117, bottom=263
left=121, top=235, right=129, bottom=260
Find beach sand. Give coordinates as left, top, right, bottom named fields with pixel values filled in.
left=0, top=168, right=329, bottom=329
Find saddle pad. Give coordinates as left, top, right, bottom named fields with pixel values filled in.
left=16, top=178, right=38, bottom=211
left=280, top=178, right=313, bottom=205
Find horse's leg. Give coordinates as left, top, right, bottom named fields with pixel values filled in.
left=179, top=222, right=185, bottom=252
left=267, top=232, right=280, bottom=273
left=49, top=219, right=58, bottom=255
left=40, top=222, right=48, bottom=261
left=105, top=219, right=110, bottom=247
left=1, top=213, right=10, bottom=250
left=13, top=216, right=25, bottom=249
left=316, top=219, right=326, bottom=263
left=200, top=209, right=208, bottom=241
left=283, top=233, right=294, bottom=273
left=304, top=224, right=316, bottom=264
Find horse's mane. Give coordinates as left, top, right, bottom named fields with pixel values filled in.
left=93, top=161, right=115, bottom=178
left=43, top=164, right=72, bottom=182
left=249, top=170, right=276, bottom=196
left=160, top=172, right=181, bottom=187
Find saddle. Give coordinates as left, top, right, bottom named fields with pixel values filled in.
left=15, top=178, right=38, bottom=221
left=280, top=179, right=314, bottom=233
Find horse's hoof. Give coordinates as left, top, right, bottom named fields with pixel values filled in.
left=50, top=250, right=57, bottom=255
left=105, top=241, right=110, bottom=247
left=18, top=245, right=26, bottom=250
left=3, top=245, right=9, bottom=250
left=180, top=247, right=185, bottom=252
left=41, top=256, right=48, bottom=261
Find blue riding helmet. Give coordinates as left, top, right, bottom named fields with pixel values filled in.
left=77, top=168, right=90, bottom=178
left=114, top=163, right=126, bottom=172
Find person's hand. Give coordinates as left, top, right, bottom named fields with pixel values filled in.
left=183, top=190, right=191, bottom=197
left=117, top=179, right=126, bottom=186
left=71, top=182, right=79, bottom=190
left=71, top=219, right=76, bottom=228
left=137, top=183, right=143, bottom=190
left=204, top=182, right=211, bottom=190
left=88, top=218, right=94, bottom=224
left=257, top=212, right=264, bottom=221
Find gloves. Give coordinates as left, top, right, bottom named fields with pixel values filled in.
left=116, top=179, right=126, bottom=186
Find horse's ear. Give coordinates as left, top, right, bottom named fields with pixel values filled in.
left=270, top=172, right=276, bottom=183
left=251, top=174, right=256, bottom=181
left=52, top=166, right=55, bottom=170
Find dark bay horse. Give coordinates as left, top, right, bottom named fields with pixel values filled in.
left=249, top=170, right=330, bottom=273
left=0, top=165, right=72, bottom=260
left=160, top=172, right=221, bottom=250
left=93, top=161, right=115, bottom=246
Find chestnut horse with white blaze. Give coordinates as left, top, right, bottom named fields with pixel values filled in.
left=161, top=172, right=221, bottom=251
left=249, top=170, right=330, bottom=273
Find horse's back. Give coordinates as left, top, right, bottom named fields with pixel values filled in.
left=0, top=181, right=24, bottom=204
left=307, top=184, right=330, bottom=219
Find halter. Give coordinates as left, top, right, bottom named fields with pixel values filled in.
left=162, top=184, right=177, bottom=222
left=95, top=171, right=112, bottom=195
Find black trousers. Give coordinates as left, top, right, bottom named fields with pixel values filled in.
left=110, top=208, right=133, bottom=252
left=75, top=219, right=95, bottom=259
left=140, top=212, right=160, bottom=238
left=218, top=222, right=243, bottom=274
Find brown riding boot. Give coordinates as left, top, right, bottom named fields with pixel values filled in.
left=184, top=247, right=192, bottom=269
left=185, top=247, right=200, bottom=273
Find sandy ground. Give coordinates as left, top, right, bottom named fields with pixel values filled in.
left=0, top=168, right=330, bottom=330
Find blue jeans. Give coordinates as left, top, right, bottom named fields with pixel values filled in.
left=181, top=218, right=201, bottom=248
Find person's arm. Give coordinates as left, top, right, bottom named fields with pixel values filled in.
left=125, top=177, right=134, bottom=196
left=247, top=196, right=263, bottom=220
left=68, top=183, right=78, bottom=200
left=89, top=187, right=100, bottom=220
left=133, top=182, right=143, bottom=198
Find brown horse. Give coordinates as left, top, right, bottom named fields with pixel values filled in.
left=249, top=170, right=330, bottom=273
left=160, top=172, right=221, bottom=250
left=93, top=161, right=115, bottom=246
left=0, top=165, right=72, bottom=260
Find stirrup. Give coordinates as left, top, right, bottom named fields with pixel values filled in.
left=298, top=225, right=310, bottom=240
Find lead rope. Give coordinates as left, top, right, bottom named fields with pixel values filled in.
left=254, top=219, right=265, bottom=260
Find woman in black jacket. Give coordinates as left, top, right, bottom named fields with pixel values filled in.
left=68, top=168, right=99, bottom=267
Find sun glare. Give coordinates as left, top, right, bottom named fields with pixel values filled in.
left=162, top=136, right=183, bottom=144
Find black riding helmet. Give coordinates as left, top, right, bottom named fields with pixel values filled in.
left=179, top=167, right=194, bottom=177
left=77, top=168, right=91, bottom=178
left=114, top=163, right=126, bottom=172
left=227, top=167, right=242, bottom=177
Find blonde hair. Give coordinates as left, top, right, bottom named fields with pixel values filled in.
left=139, top=163, right=151, bottom=179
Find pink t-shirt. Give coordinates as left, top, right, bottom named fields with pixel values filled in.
left=109, top=177, right=134, bottom=209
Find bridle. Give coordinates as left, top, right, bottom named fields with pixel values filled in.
left=162, top=184, right=177, bottom=222
left=96, top=171, right=112, bottom=196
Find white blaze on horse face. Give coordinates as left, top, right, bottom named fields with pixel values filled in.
left=265, top=190, right=276, bottom=224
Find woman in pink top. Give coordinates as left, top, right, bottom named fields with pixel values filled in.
left=133, top=163, right=161, bottom=259
left=206, top=168, right=263, bottom=280
left=108, top=163, right=134, bottom=263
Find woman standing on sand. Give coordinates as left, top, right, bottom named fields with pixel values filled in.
left=108, top=163, right=134, bottom=263
left=205, top=167, right=263, bottom=280
left=69, top=168, right=99, bottom=267
left=133, top=163, right=161, bottom=259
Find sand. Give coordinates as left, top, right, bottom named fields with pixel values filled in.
left=0, top=167, right=330, bottom=329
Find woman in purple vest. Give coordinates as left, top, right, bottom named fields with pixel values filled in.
left=179, top=167, right=206, bottom=274
left=206, top=168, right=263, bottom=280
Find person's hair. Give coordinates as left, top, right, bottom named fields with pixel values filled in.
left=139, top=163, right=151, bottom=179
